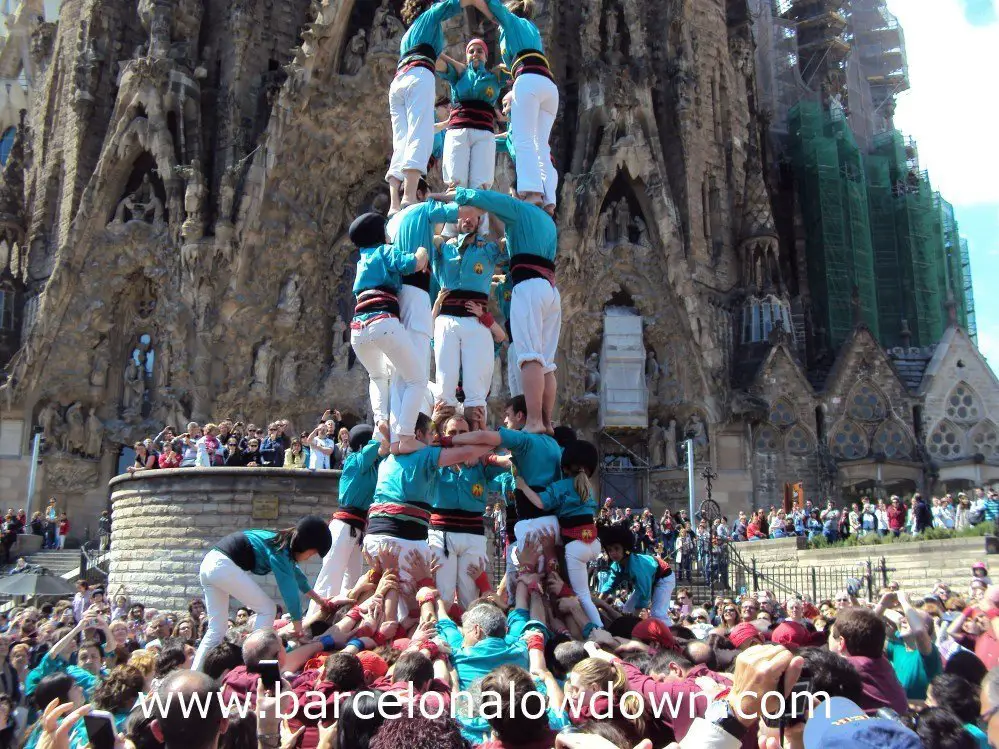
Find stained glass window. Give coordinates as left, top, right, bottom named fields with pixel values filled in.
left=830, top=420, right=868, bottom=460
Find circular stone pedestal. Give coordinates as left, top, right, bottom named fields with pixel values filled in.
left=108, top=468, right=341, bottom=612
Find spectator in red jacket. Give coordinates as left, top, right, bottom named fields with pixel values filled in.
left=887, top=495, right=907, bottom=537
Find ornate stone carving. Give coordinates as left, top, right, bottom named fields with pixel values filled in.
left=176, top=159, right=207, bottom=241
left=122, top=356, right=145, bottom=414
left=45, top=453, right=100, bottom=492
left=649, top=418, right=665, bottom=466
left=89, top=340, right=110, bottom=388
left=63, top=402, right=86, bottom=454
left=646, top=349, right=661, bottom=397
left=37, top=401, right=63, bottom=446
left=112, top=175, right=165, bottom=226
left=251, top=340, right=276, bottom=396
left=685, top=412, right=709, bottom=462
left=343, top=30, right=367, bottom=76
left=84, top=408, right=104, bottom=459
left=584, top=352, right=600, bottom=394
left=664, top=419, right=679, bottom=470
left=276, top=274, right=303, bottom=328
left=277, top=353, right=298, bottom=398
left=369, top=0, right=405, bottom=50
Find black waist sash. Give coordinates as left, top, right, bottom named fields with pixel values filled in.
left=510, top=254, right=556, bottom=287
left=441, top=290, right=488, bottom=317
left=449, top=99, right=497, bottom=132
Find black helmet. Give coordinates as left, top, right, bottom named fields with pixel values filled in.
left=291, top=515, right=332, bottom=558
left=349, top=424, right=374, bottom=453
left=597, top=522, right=635, bottom=553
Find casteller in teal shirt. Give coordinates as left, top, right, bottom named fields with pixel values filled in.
left=454, top=186, right=557, bottom=261
left=437, top=607, right=547, bottom=690
left=885, top=635, right=942, bottom=700
left=400, top=0, right=463, bottom=57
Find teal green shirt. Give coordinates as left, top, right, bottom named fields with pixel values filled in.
left=488, top=469, right=516, bottom=504
left=371, top=448, right=443, bottom=506
left=437, top=608, right=547, bottom=690
left=351, top=243, right=418, bottom=319
left=441, top=61, right=501, bottom=106
left=433, top=234, right=506, bottom=296
left=400, top=0, right=462, bottom=57
left=598, top=553, right=660, bottom=609
left=433, top=463, right=506, bottom=513
left=484, top=0, right=545, bottom=68
left=537, top=477, right=597, bottom=523
left=885, top=636, right=942, bottom=700
left=392, top=200, right=459, bottom=256
left=241, top=530, right=313, bottom=621
left=338, top=440, right=382, bottom=512
left=454, top=187, right=558, bottom=261
left=498, top=428, right=562, bottom=486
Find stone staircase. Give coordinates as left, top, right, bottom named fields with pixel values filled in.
left=21, top=550, right=81, bottom=579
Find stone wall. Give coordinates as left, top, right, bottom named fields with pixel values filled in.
left=728, top=536, right=996, bottom=599
left=108, top=468, right=340, bottom=612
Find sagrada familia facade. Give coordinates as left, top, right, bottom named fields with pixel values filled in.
left=0, top=0, right=995, bottom=529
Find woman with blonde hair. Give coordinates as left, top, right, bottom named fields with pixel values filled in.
left=566, top=656, right=645, bottom=743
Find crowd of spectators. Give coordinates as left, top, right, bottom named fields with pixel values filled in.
left=124, top=410, right=356, bottom=475
left=2, top=536, right=999, bottom=749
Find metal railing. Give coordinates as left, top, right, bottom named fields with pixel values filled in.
left=79, top=538, right=111, bottom=585
left=724, top=541, right=894, bottom=602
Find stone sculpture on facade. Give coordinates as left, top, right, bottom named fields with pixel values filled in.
left=649, top=418, right=665, bottom=467
left=369, top=0, right=405, bottom=50
left=63, top=402, right=86, bottom=454
left=37, top=401, right=62, bottom=445
left=276, top=275, right=303, bottom=328
left=122, top=356, right=145, bottom=414
left=84, top=408, right=104, bottom=459
left=664, top=419, right=679, bottom=470
left=176, top=159, right=207, bottom=241
left=585, top=352, right=600, bottom=395
left=344, top=30, right=367, bottom=75
left=252, top=340, right=275, bottom=395
left=112, top=175, right=165, bottom=226
left=89, top=340, right=109, bottom=389
left=613, top=199, right=631, bottom=243
left=646, top=349, right=661, bottom=398
left=686, top=413, right=709, bottom=462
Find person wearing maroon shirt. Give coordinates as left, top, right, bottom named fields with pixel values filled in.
left=580, top=639, right=731, bottom=745
left=828, top=607, right=908, bottom=714
left=887, top=496, right=907, bottom=537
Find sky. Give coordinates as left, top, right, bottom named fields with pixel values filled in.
left=885, top=0, right=999, bottom=371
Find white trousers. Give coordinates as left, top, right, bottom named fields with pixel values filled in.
left=306, top=518, right=364, bottom=619
left=565, top=538, right=603, bottom=627
left=192, top=549, right=277, bottom=672
left=363, top=533, right=434, bottom=621
left=428, top=529, right=488, bottom=609
left=506, top=342, right=523, bottom=396
left=443, top=127, right=497, bottom=190
left=510, top=278, right=562, bottom=373
left=390, top=286, right=434, bottom=432
left=351, top=317, right=426, bottom=438
left=514, top=516, right=561, bottom=555
left=433, top=315, right=495, bottom=408
left=387, top=67, right=435, bottom=182
left=510, top=73, right=559, bottom=203
left=622, top=572, right=676, bottom=625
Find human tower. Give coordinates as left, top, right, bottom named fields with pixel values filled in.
left=193, top=1, right=677, bottom=668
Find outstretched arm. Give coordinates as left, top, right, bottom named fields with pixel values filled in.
left=451, top=429, right=503, bottom=447
left=515, top=476, right=545, bottom=510
left=438, top=444, right=495, bottom=468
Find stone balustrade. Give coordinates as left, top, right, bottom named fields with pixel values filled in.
left=107, top=468, right=341, bottom=612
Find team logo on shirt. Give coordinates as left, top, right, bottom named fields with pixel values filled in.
left=581, top=528, right=595, bottom=541
left=474, top=262, right=484, bottom=274
left=485, top=86, right=496, bottom=99
left=503, top=290, right=511, bottom=301
left=471, top=483, right=485, bottom=497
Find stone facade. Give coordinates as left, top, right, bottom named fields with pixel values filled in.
left=108, top=467, right=339, bottom=611
left=0, top=0, right=994, bottom=528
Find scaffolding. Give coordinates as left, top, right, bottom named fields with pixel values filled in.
left=749, top=0, right=809, bottom=134
left=936, top=195, right=968, bottom=329
left=789, top=100, right=879, bottom=349
left=865, top=131, right=949, bottom=347
left=961, top=238, right=978, bottom=343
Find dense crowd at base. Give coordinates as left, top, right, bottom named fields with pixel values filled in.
left=3, top=527, right=999, bottom=749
